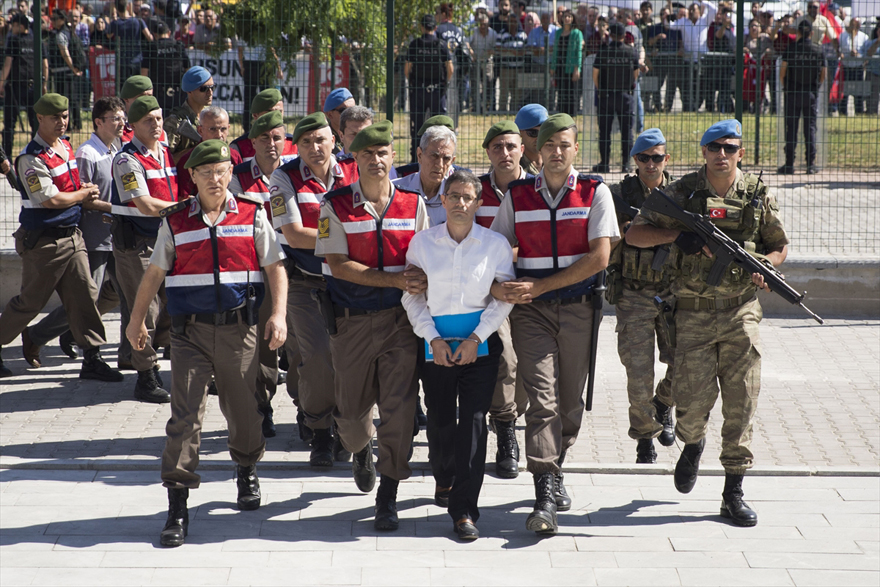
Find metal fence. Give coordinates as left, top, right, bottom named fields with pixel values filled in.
left=1, top=0, right=879, bottom=253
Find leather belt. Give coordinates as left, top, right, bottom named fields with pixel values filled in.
left=534, top=293, right=591, bottom=306
left=40, top=226, right=77, bottom=238
left=185, top=308, right=246, bottom=326
left=676, top=294, right=755, bottom=312
left=332, top=304, right=396, bottom=318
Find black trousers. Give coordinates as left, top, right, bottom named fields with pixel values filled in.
left=597, top=91, right=634, bottom=167
left=555, top=71, right=579, bottom=116
left=2, top=82, right=36, bottom=156
left=421, top=332, right=502, bottom=523
left=784, top=89, right=818, bottom=166
left=55, top=73, right=82, bottom=130
left=409, top=84, right=447, bottom=162
left=241, top=60, right=265, bottom=134
left=842, top=67, right=865, bottom=114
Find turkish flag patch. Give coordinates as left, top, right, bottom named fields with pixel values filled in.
left=709, top=208, right=727, bottom=219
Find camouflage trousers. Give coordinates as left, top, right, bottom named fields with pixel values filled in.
left=672, top=297, right=763, bottom=474
left=615, top=285, right=674, bottom=440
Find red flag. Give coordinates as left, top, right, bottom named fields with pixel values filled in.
left=820, top=2, right=843, bottom=40
left=830, top=62, right=843, bottom=104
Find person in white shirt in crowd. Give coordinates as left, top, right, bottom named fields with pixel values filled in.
left=393, top=125, right=457, bottom=227
left=402, top=168, right=515, bottom=542
left=839, top=17, right=869, bottom=115
left=468, top=13, right=497, bottom=113
left=668, top=0, right=717, bottom=112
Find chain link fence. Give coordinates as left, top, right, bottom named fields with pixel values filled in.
left=1, top=0, right=878, bottom=252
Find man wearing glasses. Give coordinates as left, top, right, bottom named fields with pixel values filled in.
left=626, top=120, right=790, bottom=528
left=607, top=128, right=676, bottom=465
left=23, top=97, right=129, bottom=369
left=164, top=65, right=214, bottom=161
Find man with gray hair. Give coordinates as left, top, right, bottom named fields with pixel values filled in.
left=393, top=125, right=457, bottom=227
left=338, top=106, right=374, bottom=155
left=175, top=106, right=242, bottom=198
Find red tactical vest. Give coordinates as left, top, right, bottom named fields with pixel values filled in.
left=111, top=141, right=178, bottom=237
left=122, top=125, right=167, bottom=145
left=510, top=173, right=601, bottom=300
left=476, top=173, right=504, bottom=229
left=164, top=196, right=263, bottom=316
left=17, top=138, right=81, bottom=229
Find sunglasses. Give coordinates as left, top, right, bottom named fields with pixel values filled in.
left=635, top=153, right=666, bottom=163
left=705, top=142, right=741, bottom=154
left=523, top=129, right=540, bottom=138
left=198, top=84, right=215, bottom=93
left=333, top=106, right=348, bottom=115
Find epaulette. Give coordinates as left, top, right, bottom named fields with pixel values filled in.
left=578, top=173, right=604, bottom=183
left=232, top=161, right=252, bottom=176
left=395, top=162, right=419, bottom=177
left=159, top=197, right=193, bottom=218
left=236, top=192, right=264, bottom=205
left=324, top=184, right=353, bottom=200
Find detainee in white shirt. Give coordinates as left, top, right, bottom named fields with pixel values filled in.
left=401, top=169, right=515, bottom=542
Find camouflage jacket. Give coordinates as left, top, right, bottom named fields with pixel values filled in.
left=163, top=101, right=201, bottom=157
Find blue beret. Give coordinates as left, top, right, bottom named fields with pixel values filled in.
left=323, top=87, right=353, bottom=112
left=515, top=104, right=549, bottom=130
left=700, top=119, right=743, bottom=146
left=630, top=128, right=666, bottom=157
left=181, top=66, right=211, bottom=92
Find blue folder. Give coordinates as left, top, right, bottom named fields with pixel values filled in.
left=424, top=311, right=489, bottom=362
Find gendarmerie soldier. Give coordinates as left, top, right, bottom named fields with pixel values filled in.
left=315, top=121, right=429, bottom=531
left=111, top=96, right=179, bottom=403
left=230, top=89, right=299, bottom=163
left=592, top=22, right=640, bottom=173
left=228, top=111, right=298, bottom=438
left=269, top=111, right=359, bottom=464
left=489, top=113, right=619, bottom=536
left=126, top=139, right=288, bottom=547
left=120, top=75, right=169, bottom=145
left=627, top=120, right=790, bottom=527
left=607, top=128, right=676, bottom=464
left=0, top=94, right=122, bottom=383
left=476, top=121, right=531, bottom=479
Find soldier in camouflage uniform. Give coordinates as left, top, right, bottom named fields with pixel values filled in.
left=163, top=66, right=213, bottom=161
left=607, top=129, right=676, bottom=464
left=627, top=120, right=789, bottom=528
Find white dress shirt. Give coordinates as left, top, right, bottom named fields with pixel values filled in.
left=670, top=1, right=716, bottom=61
left=402, top=221, right=515, bottom=344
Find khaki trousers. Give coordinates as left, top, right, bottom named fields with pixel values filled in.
left=330, top=305, right=418, bottom=481
left=0, top=229, right=104, bottom=349
left=510, top=300, right=594, bottom=475
left=254, top=272, right=278, bottom=406
left=161, top=318, right=266, bottom=488
left=113, top=234, right=169, bottom=372
left=287, top=277, right=335, bottom=429
left=672, top=297, right=762, bottom=475
left=615, top=285, right=674, bottom=440
left=488, top=317, right=527, bottom=423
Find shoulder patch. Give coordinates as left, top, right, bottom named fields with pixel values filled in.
left=317, top=217, right=330, bottom=239
left=26, top=174, right=41, bottom=192
left=121, top=172, right=138, bottom=191
left=159, top=197, right=192, bottom=218
left=270, top=193, right=287, bottom=217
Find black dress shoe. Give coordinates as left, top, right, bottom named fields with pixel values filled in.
left=309, top=428, right=334, bottom=467
left=653, top=396, right=675, bottom=447
left=674, top=438, right=706, bottom=494
left=526, top=473, right=558, bottom=535
left=720, top=473, right=758, bottom=526
left=21, top=329, right=42, bottom=368
left=80, top=350, right=124, bottom=382
left=434, top=485, right=452, bottom=508
left=234, top=464, right=261, bottom=510
left=59, top=330, right=77, bottom=359
left=352, top=443, right=376, bottom=492
left=374, top=476, right=399, bottom=531
left=454, top=517, right=479, bottom=541
left=160, top=488, right=188, bottom=547
left=636, top=438, right=657, bottom=464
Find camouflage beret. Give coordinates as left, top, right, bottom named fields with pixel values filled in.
left=248, top=111, right=285, bottom=139
left=34, top=93, right=69, bottom=116
left=128, top=96, right=161, bottom=124
left=184, top=139, right=231, bottom=169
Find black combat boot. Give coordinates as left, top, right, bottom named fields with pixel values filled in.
left=636, top=438, right=657, bottom=464
left=352, top=442, right=376, bottom=492
left=297, top=406, right=314, bottom=443
left=674, top=438, right=706, bottom=494
left=234, top=464, right=261, bottom=510
left=653, top=396, right=675, bottom=447
left=133, top=367, right=170, bottom=404
left=159, top=487, right=188, bottom=547
left=720, top=473, right=758, bottom=527
left=554, top=449, right=572, bottom=511
left=58, top=330, right=77, bottom=359
left=494, top=419, right=520, bottom=479
left=526, top=472, right=558, bottom=535
left=309, top=428, right=334, bottom=467
left=258, top=403, right=276, bottom=438
left=153, top=365, right=164, bottom=389
left=80, top=348, right=124, bottom=382
left=374, top=475, right=400, bottom=531
left=332, top=424, right=351, bottom=462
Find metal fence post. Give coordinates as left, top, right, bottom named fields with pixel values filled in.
left=33, top=2, right=42, bottom=100
left=735, top=0, right=744, bottom=128
left=385, top=0, right=394, bottom=122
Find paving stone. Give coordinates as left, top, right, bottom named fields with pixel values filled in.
left=744, top=551, right=880, bottom=570
left=787, top=569, right=880, bottom=587
left=677, top=567, right=794, bottom=586
left=150, top=567, right=231, bottom=586
left=594, top=567, right=682, bottom=586
left=30, top=567, right=155, bottom=586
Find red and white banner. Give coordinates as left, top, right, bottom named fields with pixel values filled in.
left=89, top=47, right=116, bottom=102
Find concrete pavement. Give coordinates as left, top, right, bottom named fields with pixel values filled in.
left=1, top=313, right=878, bottom=586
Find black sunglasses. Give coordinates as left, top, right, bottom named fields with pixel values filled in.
left=523, top=129, right=540, bottom=138
left=198, top=84, right=215, bottom=93
left=705, top=142, right=741, bottom=154
left=333, top=105, right=348, bottom=115
left=635, top=153, right=666, bottom=163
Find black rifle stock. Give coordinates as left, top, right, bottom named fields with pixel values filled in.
left=585, top=270, right=606, bottom=411
left=641, top=189, right=824, bottom=324
left=0, top=144, right=20, bottom=191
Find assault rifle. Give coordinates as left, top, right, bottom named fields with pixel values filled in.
left=0, top=144, right=20, bottom=191
left=641, top=189, right=824, bottom=324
